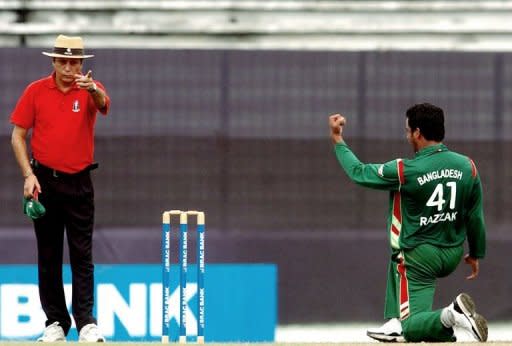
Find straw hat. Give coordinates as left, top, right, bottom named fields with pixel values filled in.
left=42, top=34, right=94, bottom=59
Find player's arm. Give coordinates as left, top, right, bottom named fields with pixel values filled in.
left=462, top=160, right=486, bottom=279
left=329, top=114, right=400, bottom=190
left=466, top=174, right=486, bottom=251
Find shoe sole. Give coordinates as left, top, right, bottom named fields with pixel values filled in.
left=455, top=293, right=488, bottom=342
left=367, top=331, right=405, bottom=343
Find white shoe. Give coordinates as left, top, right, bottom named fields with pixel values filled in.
left=367, top=318, right=405, bottom=342
left=445, top=293, right=488, bottom=342
left=37, top=321, right=66, bottom=342
left=79, top=323, right=105, bottom=342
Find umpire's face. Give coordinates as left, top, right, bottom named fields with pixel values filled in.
left=52, top=58, right=83, bottom=86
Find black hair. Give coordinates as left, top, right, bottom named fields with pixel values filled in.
left=405, top=103, right=445, bottom=141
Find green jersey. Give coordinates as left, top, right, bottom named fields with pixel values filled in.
left=334, top=142, right=486, bottom=258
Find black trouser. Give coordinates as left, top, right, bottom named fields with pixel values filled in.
left=32, top=163, right=96, bottom=335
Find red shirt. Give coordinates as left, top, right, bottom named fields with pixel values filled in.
left=10, top=73, right=110, bottom=173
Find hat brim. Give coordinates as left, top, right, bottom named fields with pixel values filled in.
left=42, top=52, right=94, bottom=59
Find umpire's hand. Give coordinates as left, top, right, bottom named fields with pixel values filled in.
left=74, top=70, right=96, bottom=92
left=24, top=173, right=41, bottom=199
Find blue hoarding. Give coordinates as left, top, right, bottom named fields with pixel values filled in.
left=0, top=264, right=277, bottom=342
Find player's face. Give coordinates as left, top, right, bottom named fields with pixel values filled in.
left=52, top=58, right=83, bottom=85
left=406, top=118, right=420, bottom=152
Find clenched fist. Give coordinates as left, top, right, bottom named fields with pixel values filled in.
left=329, top=113, right=346, bottom=144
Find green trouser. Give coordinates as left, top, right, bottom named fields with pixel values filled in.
left=383, top=244, right=464, bottom=342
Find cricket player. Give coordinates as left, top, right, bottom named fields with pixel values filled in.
left=328, top=103, right=487, bottom=342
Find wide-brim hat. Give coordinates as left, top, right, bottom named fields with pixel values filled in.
left=42, top=34, right=94, bottom=59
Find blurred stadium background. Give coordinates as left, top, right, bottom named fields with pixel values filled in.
left=1, top=0, right=511, bottom=342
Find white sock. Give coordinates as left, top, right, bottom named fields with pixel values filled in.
left=441, top=305, right=456, bottom=328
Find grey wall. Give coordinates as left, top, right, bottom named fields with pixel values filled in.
left=1, top=48, right=510, bottom=323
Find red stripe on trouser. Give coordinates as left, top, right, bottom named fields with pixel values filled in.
left=397, top=256, right=410, bottom=320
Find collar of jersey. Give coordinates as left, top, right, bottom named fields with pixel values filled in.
left=415, top=143, right=447, bottom=158
left=46, top=72, right=80, bottom=90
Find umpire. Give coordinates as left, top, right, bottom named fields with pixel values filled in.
left=10, top=35, right=110, bottom=342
